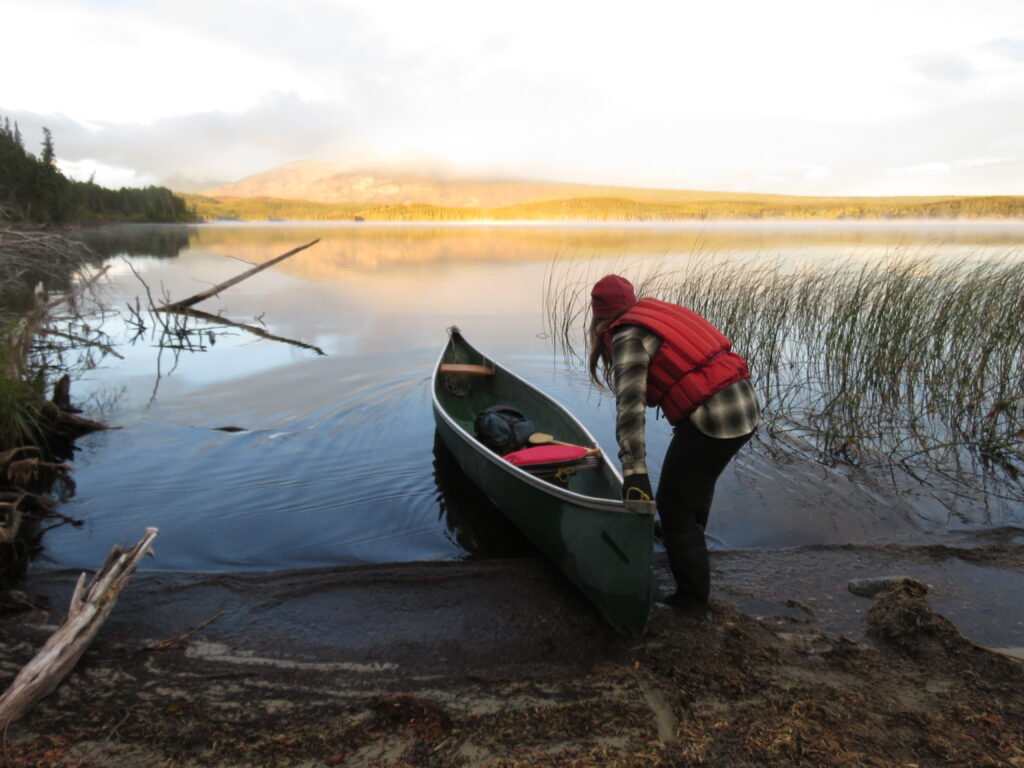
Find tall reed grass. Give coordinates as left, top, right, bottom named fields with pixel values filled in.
left=544, top=251, right=1024, bottom=506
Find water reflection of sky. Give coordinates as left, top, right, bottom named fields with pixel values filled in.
left=86, top=244, right=553, bottom=412
left=43, top=223, right=1024, bottom=573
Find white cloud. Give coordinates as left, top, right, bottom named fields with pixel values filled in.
left=9, top=92, right=363, bottom=187
left=2, top=0, right=1022, bottom=195
left=803, top=166, right=833, bottom=182
left=3, top=0, right=326, bottom=123
left=889, top=162, right=953, bottom=177
left=57, top=158, right=160, bottom=188
left=986, top=37, right=1024, bottom=62
left=960, top=156, right=1016, bottom=167
left=912, top=54, right=977, bottom=81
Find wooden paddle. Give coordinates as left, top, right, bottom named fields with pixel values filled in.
left=528, top=432, right=602, bottom=457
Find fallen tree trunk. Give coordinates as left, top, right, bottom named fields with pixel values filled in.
left=0, top=527, right=158, bottom=729
left=175, top=307, right=326, bottom=355
left=157, top=239, right=320, bottom=312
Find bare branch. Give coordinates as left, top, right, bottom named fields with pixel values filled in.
left=157, top=239, right=320, bottom=311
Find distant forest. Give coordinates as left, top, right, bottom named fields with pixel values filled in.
left=0, top=117, right=193, bottom=226
left=185, top=191, right=1024, bottom=223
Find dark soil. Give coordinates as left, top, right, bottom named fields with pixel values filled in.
left=2, top=548, right=1023, bottom=768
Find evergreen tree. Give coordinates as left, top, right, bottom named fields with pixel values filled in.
left=40, top=127, right=56, bottom=169
left=0, top=113, right=195, bottom=225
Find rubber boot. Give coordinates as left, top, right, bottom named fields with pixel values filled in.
left=662, top=527, right=711, bottom=612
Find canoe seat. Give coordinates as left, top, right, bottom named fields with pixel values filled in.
left=504, top=445, right=597, bottom=466
left=439, top=363, right=495, bottom=376
left=503, top=445, right=602, bottom=486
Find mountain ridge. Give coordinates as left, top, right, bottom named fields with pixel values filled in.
left=202, top=159, right=817, bottom=207
left=193, top=160, right=1024, bottom=221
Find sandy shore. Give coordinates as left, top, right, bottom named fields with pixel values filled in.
left=2, top=531, right=1023, bottom=767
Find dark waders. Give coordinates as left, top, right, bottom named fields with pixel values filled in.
left=655, top=419, right=754, bottom=607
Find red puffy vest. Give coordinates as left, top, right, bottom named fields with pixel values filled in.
left=604, top=298, right=750, bottom=424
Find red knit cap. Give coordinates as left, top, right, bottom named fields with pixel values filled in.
left=590, top=274, right=637, bottom=319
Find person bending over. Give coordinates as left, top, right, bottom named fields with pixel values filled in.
left=588, top=274, right=759, bottom=611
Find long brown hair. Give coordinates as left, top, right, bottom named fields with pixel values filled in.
left=587, top=306, right=630, bottom=390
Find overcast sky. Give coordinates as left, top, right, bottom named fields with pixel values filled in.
left=3, top=0, right=1023, bottom=195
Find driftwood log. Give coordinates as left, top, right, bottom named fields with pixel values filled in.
left=0, top=527, right=158, bottom=729
left=175, top=306, right=326, bottom=355
left=157, top=239, right=320, bottom=312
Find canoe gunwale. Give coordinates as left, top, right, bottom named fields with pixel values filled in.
left=432, top=335, right=651, bottom=518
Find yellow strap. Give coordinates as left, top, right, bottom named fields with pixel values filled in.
left=625, top=487, right=652, bottom=501
left=554, top=467, right=577, bottom=483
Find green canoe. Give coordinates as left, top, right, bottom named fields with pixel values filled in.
left=431, top=328, right=656, bottom=638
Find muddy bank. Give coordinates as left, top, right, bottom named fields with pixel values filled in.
left=2, top=534, right=1023, bottom=767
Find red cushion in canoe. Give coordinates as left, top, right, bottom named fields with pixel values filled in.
left=504, top=445, right=588, bottom=466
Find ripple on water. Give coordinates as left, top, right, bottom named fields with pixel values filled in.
left=45, top=341, right=1022, bottom=573
left=46, top=351, right=467, bottom=570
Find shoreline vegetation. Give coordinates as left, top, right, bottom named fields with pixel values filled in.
left=0, top=114, right=191, bottom=599
left=182, top=191, right=1024, bottom=223
left=545, top=253, right=1024, bottom=513
left=0, top=230, right=109, bottom=597
left=1, top=117, right=193, bottom=226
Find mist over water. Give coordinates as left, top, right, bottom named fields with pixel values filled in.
left=41, top=222, right=1024, bottom=572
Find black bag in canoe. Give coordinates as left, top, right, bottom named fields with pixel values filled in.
left=474, top=405, right=534, bottom=455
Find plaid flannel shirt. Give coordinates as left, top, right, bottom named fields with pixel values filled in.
left=611, top=324, right=760, bottom=477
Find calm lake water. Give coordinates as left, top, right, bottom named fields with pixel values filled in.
left=40, top=221, right=1024, bottom=572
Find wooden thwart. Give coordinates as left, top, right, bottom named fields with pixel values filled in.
left=439, top=363, right=495, bottom=376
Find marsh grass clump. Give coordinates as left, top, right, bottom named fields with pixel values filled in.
left=545, top=252, right=1024, bottom=506
left=0, top=230, right=113, bottom=383
left=0, top=372, right=57, bottom=453
left=0, top=229, right=98, bottom=299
